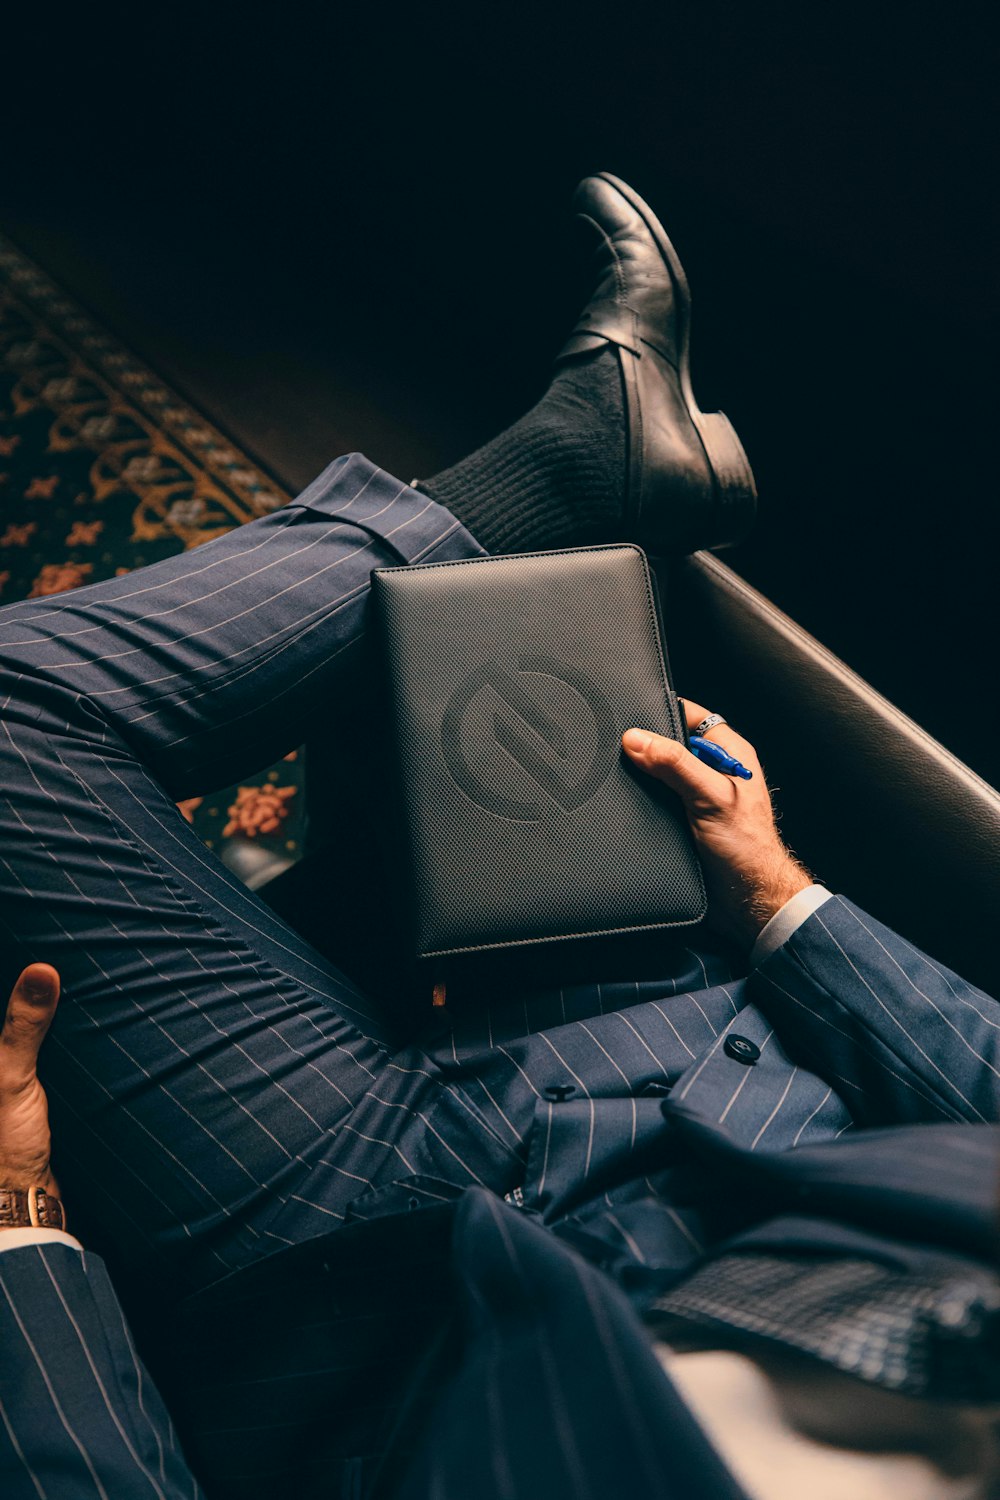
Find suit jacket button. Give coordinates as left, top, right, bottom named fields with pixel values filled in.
left=724, top=1035, right=760, bottom=1065
left=543, top=1083, right=576, bottom=1101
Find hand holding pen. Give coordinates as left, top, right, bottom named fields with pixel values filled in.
left=621, top=696, right=813, bottom=947
left=688, top=733, right=753, bottom=780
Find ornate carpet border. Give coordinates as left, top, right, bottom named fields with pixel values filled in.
left=0, top=231, right=291, bottom=525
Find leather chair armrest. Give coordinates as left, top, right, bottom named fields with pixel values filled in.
left=665, top=552, right=1000, bottom=997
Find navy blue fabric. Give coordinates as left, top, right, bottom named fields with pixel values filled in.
left=389, top=1189, right=747, bottom=1500
left=0, top=452, right=997, bottom=1497
left=0, top=1242, right=202, bottom=1498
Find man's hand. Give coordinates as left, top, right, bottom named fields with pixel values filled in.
left=622, top=700, right=811, bottom=948
left=0, top=964, right=61, bottom=1197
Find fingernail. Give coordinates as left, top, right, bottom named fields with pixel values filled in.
left=622, top=729, right=649, bottom=753
left=22, top=969, right=55, bottom=1002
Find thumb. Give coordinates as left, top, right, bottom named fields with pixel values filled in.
left=0, top=965, right=61, bottom=1083
left=621, top=728, right=725, bottom=809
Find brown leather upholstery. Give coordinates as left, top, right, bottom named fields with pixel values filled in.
left=667, top=552, right=1000, bottom=997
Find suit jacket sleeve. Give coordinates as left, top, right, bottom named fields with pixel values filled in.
left=0, top=1241, right=202, bottom=1499
left=749, top=893, right=1000, bottom=1127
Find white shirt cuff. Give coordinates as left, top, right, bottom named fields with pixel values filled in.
left=750, top=885, right=833, bottom=967
left=0, top=1228, right=84, bottom=1254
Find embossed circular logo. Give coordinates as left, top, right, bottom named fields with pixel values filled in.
left=441, top=653, right=615, bottom=820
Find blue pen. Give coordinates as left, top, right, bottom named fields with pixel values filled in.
left=688, top=734, right=753, bottom=780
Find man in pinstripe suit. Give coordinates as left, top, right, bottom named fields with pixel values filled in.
left=1, top=174, right=999, bottom=1497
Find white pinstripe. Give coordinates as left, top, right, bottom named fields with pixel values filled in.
left=90, top=499, right=440, bottom=712
left=0, top=736, right=322, bottom=1221
left=182, top=907, right=381, bottom=1078
left=186, top=942, right=375, bottom=1099
left=718, top=1031, right=775, bottom=1123
left=110, top=1289, right=170, bottom=1481
left=125, top=548, right=391, bottom=734
left=686, top=993, right=719, bottom=1037
left=0, top=843, right=278, bottom=1232
left=895, top=936, right=1000, bottom=1021
left=718, top=984, right=740, bottom=1016
left=99, top=757, right=383, bottom=1029
left=482, top=1195, right=595, bottom=1500
left=126, top=587, right=366, bottom=736
left=497, top=1045, right=542, bottom=1098
left=460, top=1276, right=517, bottom=1500
left=287, top=1195, right=344, bottom=1222
left=4, top=468, right=386, bottom=662
left=314, top=1156, right=375, bottom=1190
left=55, top=755, right=359, bottom=1147
left=464, top=1074, right=525, bottom=1146
left=537, top=1032, right=592, bottom=1098
left=39, top=1251, right=168, bottom=1499
left=613, top=1013, right=672, bottom=1077
left=813, top=910, right=989, bottom=1118
left=841, top=907, right=1000, bottom=1080
left=684, top=946, right=710, bottom=989
left=364, top=1094, right=489, bottom=1186
left=61, top=744, right=368, bottom=1122
left=39, top=1065, right=253, bottom=1275
left=33, top=524, right=370, bottom=677
left=340, top=1121, right=416, bottom=1176
left=386, top=1059, right=518, bottom=1154
left=649, top=1001, right=696, bottom=1058
left=751, top=1067, right=798, bottom=1148
left=664, top=1204, right=704, bottom=1253
left=677, top=1030, right=728, bottom=1100
left=537, top=1102, right=555, bottom=1197
left=757, top=968, right=955, bottom=1119
left=0, top=1259, right=112, bottom=1500
left=0, top=1393, right=48, bottom=1499
left=792, top=1086, right=834, bottom=1146
left=570, top=1258, right=669, bottom=1491
left=577, top=1023, right=633, bottom=1087
left=0, top=501, right=307, bottom=637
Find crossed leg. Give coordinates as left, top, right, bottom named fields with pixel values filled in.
left=0, top=455, right=517, bottom=1294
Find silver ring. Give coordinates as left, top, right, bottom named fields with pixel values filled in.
left=692, top=714, right=728, bottom=737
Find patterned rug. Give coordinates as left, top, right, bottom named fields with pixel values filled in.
left=0, top=231, right=306, bottom=890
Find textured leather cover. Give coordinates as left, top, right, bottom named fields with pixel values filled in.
left=370, top=545, right=705, bottom=960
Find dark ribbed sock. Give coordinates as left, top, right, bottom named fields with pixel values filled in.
left=419, top=348, right=626, bottom=554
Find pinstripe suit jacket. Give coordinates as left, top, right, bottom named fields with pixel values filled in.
left=3, top=894, right=1000, bottom=1499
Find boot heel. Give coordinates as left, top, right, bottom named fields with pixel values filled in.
left=693, top=410, right=758, bottom=546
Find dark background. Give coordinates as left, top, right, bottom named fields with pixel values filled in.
left=3, top=4, right=996, bottom=781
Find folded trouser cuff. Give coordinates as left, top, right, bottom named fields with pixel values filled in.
left=292, top=453, right=488, bottom=567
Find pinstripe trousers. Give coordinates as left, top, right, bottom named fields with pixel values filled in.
left=0, top=456, right=502, bottom=1287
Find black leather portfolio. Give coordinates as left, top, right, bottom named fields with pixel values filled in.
left=369, top=544, right=706, bottom=961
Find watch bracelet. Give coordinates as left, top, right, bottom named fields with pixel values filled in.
left=0, top=1185, right=66, bottom=1231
